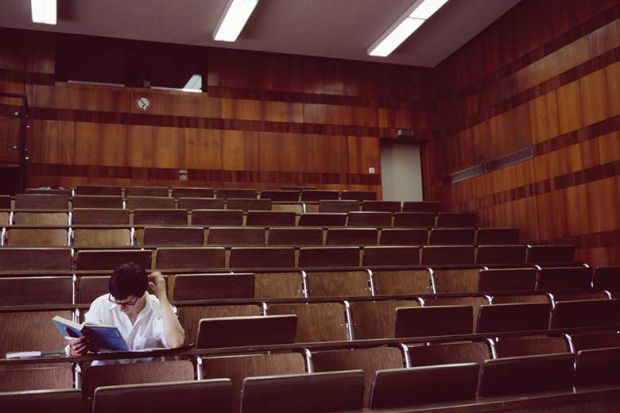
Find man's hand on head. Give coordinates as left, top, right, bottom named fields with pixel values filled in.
left=148, top=271, right=167, bottom=300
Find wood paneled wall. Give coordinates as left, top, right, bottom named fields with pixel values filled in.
left=0, top=29, right=434, bottom=193
left=431, top=0, right=620, bottom=265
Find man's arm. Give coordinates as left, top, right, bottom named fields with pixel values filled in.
left=148, top=271, right=185, bottom=348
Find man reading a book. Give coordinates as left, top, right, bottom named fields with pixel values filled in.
left=68, top=262, right=185, bottom=355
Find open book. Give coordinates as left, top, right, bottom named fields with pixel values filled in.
left=52, top=315, right=129, bottom=352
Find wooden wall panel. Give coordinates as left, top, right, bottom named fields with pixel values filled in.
left=433, top=0, right=620, bottom=266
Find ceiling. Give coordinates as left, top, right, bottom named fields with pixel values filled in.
left=0, top=0, right=521, bottom=67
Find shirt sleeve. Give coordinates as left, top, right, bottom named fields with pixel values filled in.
left=150, top=297, right=169, bottom=348
left=83, top=296, right=105, bottom=325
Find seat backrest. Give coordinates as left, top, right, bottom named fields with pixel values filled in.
left=551, top=299, right=620, bottom=329
left=394, top=306, right=473, bottom=338
left=267, top=302, right=347, bottom=342
left=349, top=300, right=419, bottom=339
left=393, top=212, right=436, bottom=227
left=361, top=201, right=401, bottom=213
left=476, top=245, right=527, bottom=265
left=477, top=303, right=551, bottom=333
left=71, top=208, right=130, bottom=225
left=593, top=266, right=620, bottom=290
left=226, top=198, right=271, bottom=212
left=83, top=360, right=195, bottom=398
left=203, top=353, right=305, bottom=413
left=432, top=268, right=480, bottom=293
left=267, top=228, right=323, bottom=246
left=340, top=191, right=376, bottom=201
left=172, top=273, right=255, bottom=301
left=402, top=201, right=440, bottom=213
left=241, top=371, right=364, bottom=413
left=0, top=310, right=73, bottom=357
left=72, top=227, right=132, bottom=247
left=575, top=347, right=620, bottom=388
left=6, top=227, right=69, bottom=247
left=478, top=268, right=537, bottom=292
left=495, top=335, right=570, bottom=357
left=77, top=276, right=109, bottom=304
left=379, top=228, right=428, bottom=245
left=371, top=270, right=431, bottom=295
left=133, top=209, right=188, bottom=225
left=13, top=211, right=69, bottom=225
left=155, top=247, right=226, bottom=270
left=429, top=228, right=476, bottom=245
left=75, top=185, right=122, bottom=196
left=245, top=211, right=296, bottom=226
left=75, top=249, right=152, bottom=270
left=300, top=190, right=339, bottom=201
left=125, top=186, right=170, bottom=197
left=71, top=196, right=124, bottom=209
left=298, top=247, right=360, bottom=268
left=171, top=187, right=215, bottom=198
left=346, top=212, right=392, bottom=227
left=527, top=245, right=575, bottom=265
left=370, top=363, right=479, bottom=409
left=0, top=276, right=73, bottom=307
left=435, top=212, right=477, bottom=228
left=297, top=213, right=347, bottom=227
left=216, top=189, right=258, bottom=199
left=271, top=202, right=304, bottom=213
left=259, top=190, right=300, bottom=202
left=254, top=272, right=305, bottom=299
left=311, top=347, right=404, bottom=408
left=0, top=389, right=81, bottom=413
left=305, top=270, right=371, bottom=298
left=476, top=228, right=520, bottom=244
left=407, top=341, right=490, bottom=367
left=143, top=226, right=204, bottom=246
left=537, top=267, right=593, bottom=292
left=0, top=364, right=74, bottom=392
left=570, top=331, right=620, bottom=351
left=362, top=246, right=421, bottom=266
left=125, top=197, right=175, bottom=210
left=0, top=248, right=72, bottom=271
left=179, top=198, right=225, bottom=210
left=318, top=200, right=360, bottom=213
left=325, top=228, right=378, bottom=245
left=15, top=194, right=69, bottom=210
left=191, top=210, right=244, bottom=226
left=208, top=227, right=265, bottom=246
left=229, top=247, right=295, bottom=269
left=421, top=246, right=475, bottom=265
left=478, top=354, right=575, bottom=397
left=93, top=379, right=231, bottom=413
left=424, top=296, right=488, bottom=332
left=196, top=315, right=297, bottom=349
left=177, top=304, right=263, bottom=345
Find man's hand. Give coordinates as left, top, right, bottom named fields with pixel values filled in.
left=68, top=335, right=89, bottom=356
left=148, top=271, right=168, bottom=300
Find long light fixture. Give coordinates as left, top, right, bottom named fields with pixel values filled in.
left=213, top=0, right=259, bottom=42
left=368, top=0, right=449, bottom=57
left=31, top=0, right=57, bottom=25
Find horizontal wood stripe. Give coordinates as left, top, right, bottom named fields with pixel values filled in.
left=451, top=158, right=620, bottom=212
left=24, top=106, right=436, bottom=139
left=0, top=68, right=55, bottom=86
left=453, top=3, right=620, bottom=98
left=534, top=115, right=620, bottom=156
left=27, top=163, right=382, bottom=186
left=451, top=45, right=620, bottom=132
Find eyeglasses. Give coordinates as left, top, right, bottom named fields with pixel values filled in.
left=108, top=294, right=139, bottom=306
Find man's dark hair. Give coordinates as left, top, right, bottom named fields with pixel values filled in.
left=109, top=262, right=148, bottom=300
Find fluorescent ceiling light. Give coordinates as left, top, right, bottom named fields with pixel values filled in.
left=368, top=0, right=449, bottom=57
left=410, top=0, right=449, bottom=19
left=214, top=0, right=259, bottom=42
left=31, top=0, right=57, bottom=25
left=369, top=18, right=424, bottom=57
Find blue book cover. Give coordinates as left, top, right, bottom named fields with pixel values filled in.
left=52, top=316, right=129, bottom=352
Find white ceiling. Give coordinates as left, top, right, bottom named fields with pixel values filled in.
left=0, top=0, right=521, bottom=67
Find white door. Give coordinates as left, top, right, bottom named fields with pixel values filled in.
left=380, top=143, right=423, bottom=201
